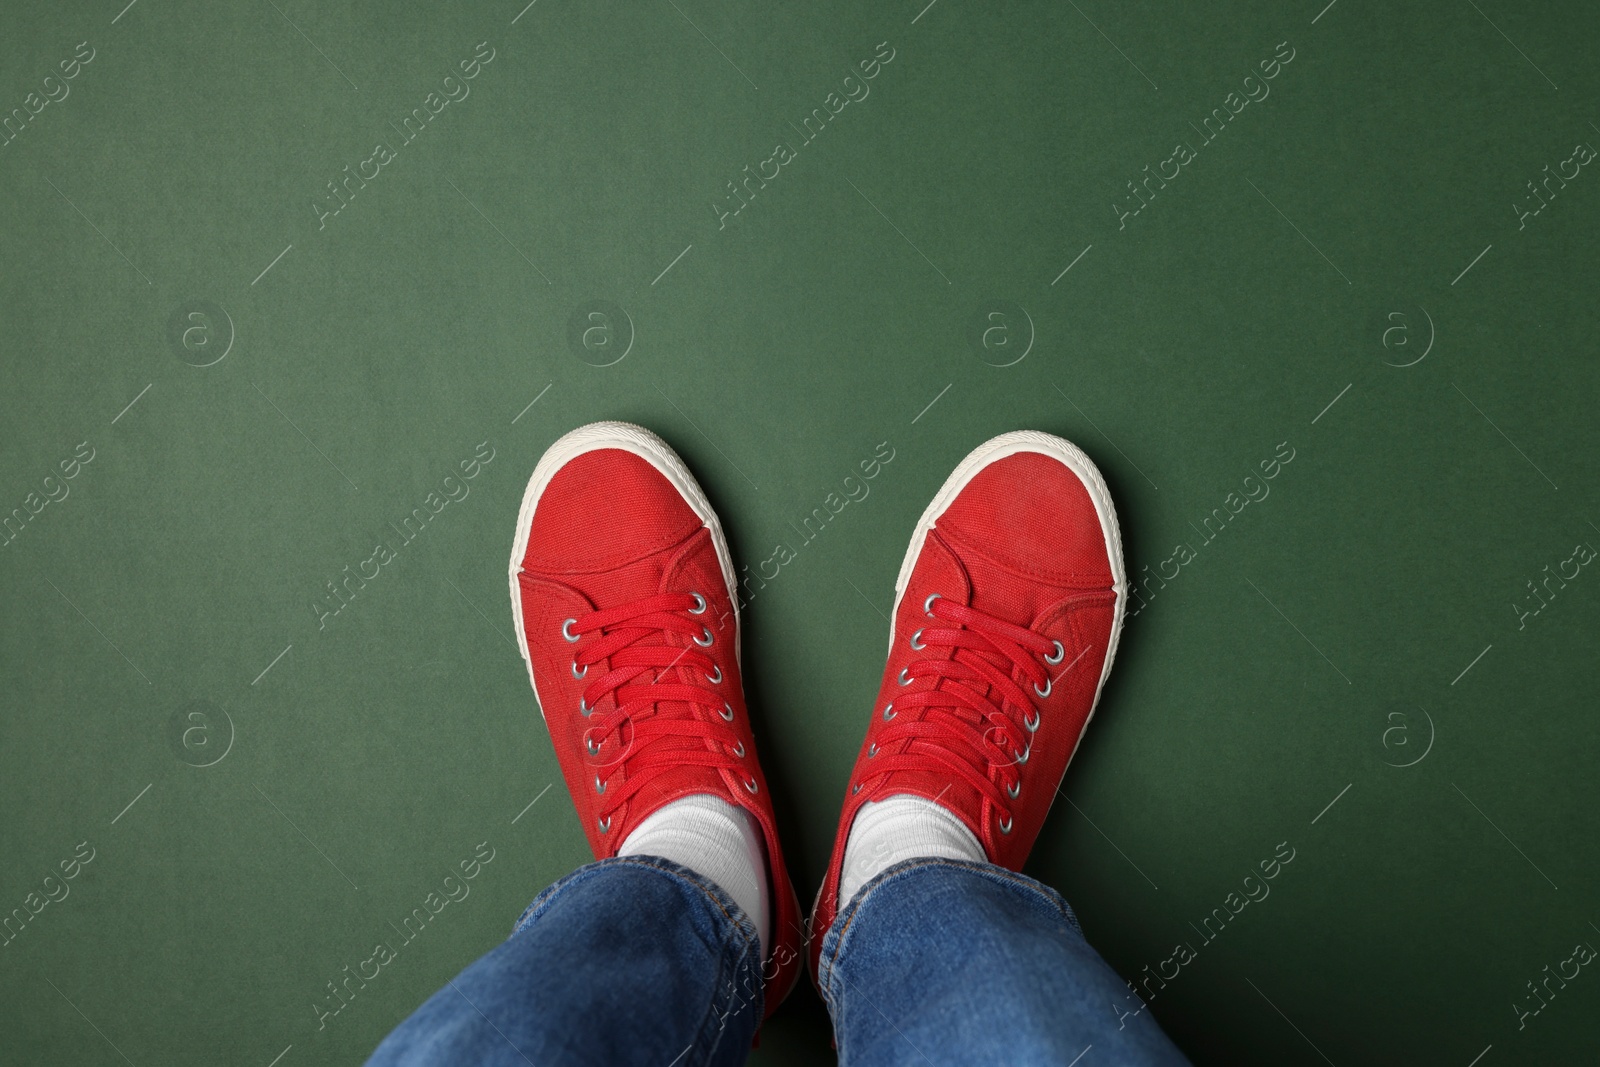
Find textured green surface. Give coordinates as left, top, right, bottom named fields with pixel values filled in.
left=2, top=1, right=1597, bottom=1063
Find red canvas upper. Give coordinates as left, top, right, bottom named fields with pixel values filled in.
left=514, top=443, right=802, bottom=1017
left=810, top=447, right=1120, bottom=976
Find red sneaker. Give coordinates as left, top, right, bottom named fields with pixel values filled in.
left=809, top=431, right=1127, bottom=974
left=509, top=422, right=801, bottom=1016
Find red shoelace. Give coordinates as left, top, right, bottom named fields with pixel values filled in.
left=563, top=592, right=751, bottom=834
left=862, top=594, right=1067, bottom=833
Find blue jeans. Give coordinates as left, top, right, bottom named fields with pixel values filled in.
left=367, top=856, right=1189, bottom=1066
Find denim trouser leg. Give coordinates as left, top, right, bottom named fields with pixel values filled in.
left=817, top=859, right=1191, bottom=1067
left=366, top=856, right=765, bottom=1067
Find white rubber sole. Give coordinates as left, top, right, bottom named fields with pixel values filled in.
left=887, top=430, right=1128, bottom=776
left=507, top=421, right=742, bottom=722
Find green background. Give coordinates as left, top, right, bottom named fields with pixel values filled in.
left=2, top=0, right=1597, bottom=1063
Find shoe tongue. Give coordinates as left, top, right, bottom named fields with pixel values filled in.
left=940, top=526, right=1062, bottom=630
left=543, top=535, right=688, bottom=609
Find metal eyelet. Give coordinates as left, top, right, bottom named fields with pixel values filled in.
left=561, top=618, right=580, bottom=642
left=694, top=627, right=714, bottom=647
left=897, top=667, right=912, bottom=686
left=594, top=774, right=606, bottom=794
left=909, top=628, right=925, bottom=651
left=1006, top=780, right=1021, bottom=799
left=706, top=665, right=722, bottom=684
left=598, top=815, right=611, bottom=833
left=852, top=783, right=862, bottom=795
left=923, top=593, right=941, bottom=617
left=882, top=703, right=896, bottom=721
left=1034, top=677, right=1052, bottom=698
left=743, top=776, right=758, bottom=794
left=998, top=815, right=1013, bottom=834
left=1014, top=743, right=1031, bottom=765
left=1045, top=640, right=1065, bottom=665
left=688, top=592, right=707, bottom=615
left=719, top=702, right=735, bottom=722
left=571, top=660, right=587, bottom=679
left=732, top=741, right=745, bottom=758
left=1023, top=710, right=1041, bottom=733
left=579, top=699, right=595, bottom=717
left=867, top=743, right=879, bottom=758
left=585, top=737, right=601, bottom=756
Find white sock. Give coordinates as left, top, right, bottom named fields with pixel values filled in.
left=619, top=794, right=770, bottom=956
left=838, top=794, right=986, bottom=907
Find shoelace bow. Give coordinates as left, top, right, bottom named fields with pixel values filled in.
left=565, top=592, right=751, bottom=831
left=866, top=594, right=1066, bottom=831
